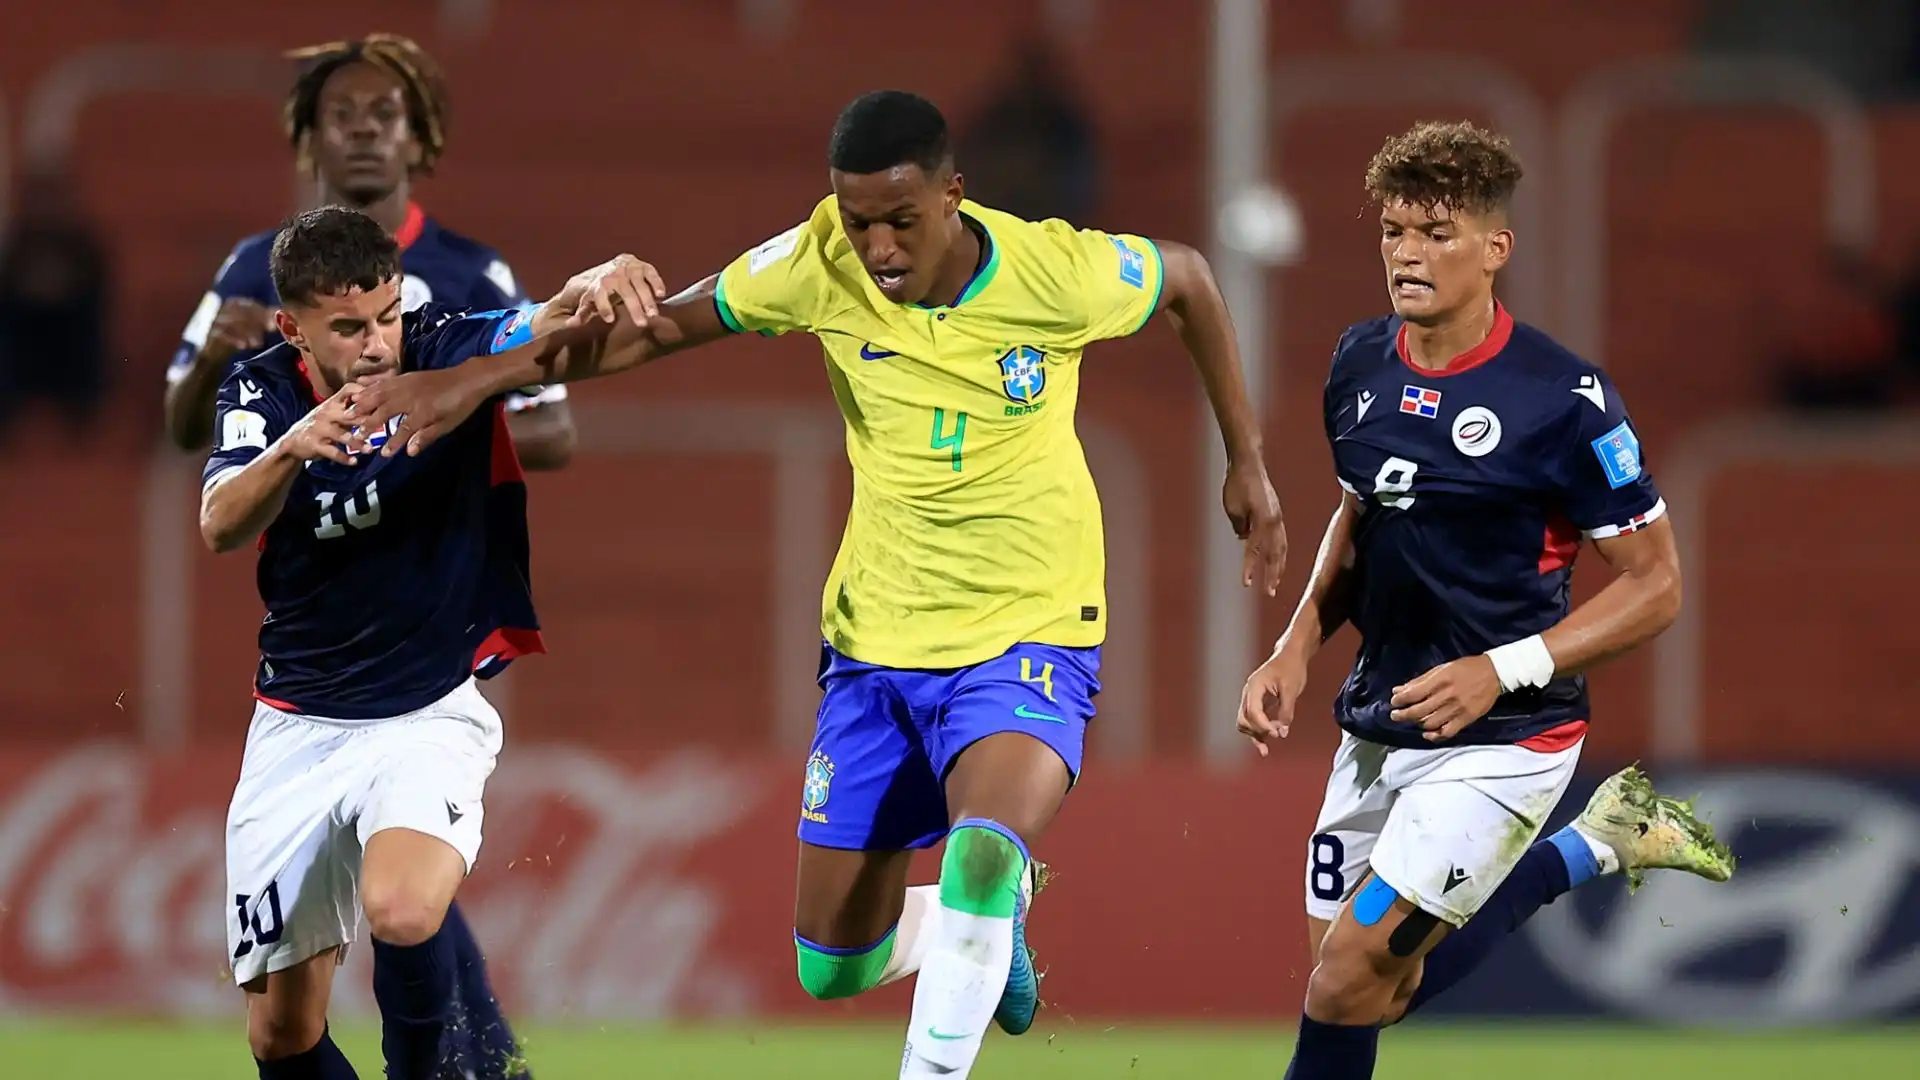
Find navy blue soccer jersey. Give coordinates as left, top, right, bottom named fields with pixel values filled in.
left=1323, top=304, right=1665, bottom=750
left=202, top=303, right=545, bottom=720
left=169, top=203, right=565, bottom=412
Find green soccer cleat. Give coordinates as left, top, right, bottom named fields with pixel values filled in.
left=1573, top=764, right=1737, bottom=893
left=994, top=859, right=1047, bottom=1035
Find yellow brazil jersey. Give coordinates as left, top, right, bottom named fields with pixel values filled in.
left=713, top=196, right=1165, bottom=669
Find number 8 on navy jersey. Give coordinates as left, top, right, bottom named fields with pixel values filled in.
left=1323, top=304, right=1665, bottom=750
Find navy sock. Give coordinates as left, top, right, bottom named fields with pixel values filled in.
left=1405, top=829, right=1588, bottom=1014
left=1284, top=1014, right=1379, bottom=1079
left=372, top=930, right=456, bottom=1080
left=440, top=902, right=528, bottom=1078
left=255, top=1025, right=359, bottom=1079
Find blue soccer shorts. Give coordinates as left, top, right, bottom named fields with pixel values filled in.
left=796, top=642, right=1101, bottom=851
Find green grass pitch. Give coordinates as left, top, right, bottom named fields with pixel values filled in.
left=5, top=1021, right=1918, bottom=1079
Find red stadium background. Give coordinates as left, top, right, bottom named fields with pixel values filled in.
left=0, top=0, right=1916, bottom=1023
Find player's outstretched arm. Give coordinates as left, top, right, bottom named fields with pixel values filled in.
left=1155, top=240, right=1288, bottom=592
left=1238, top=492, right=1361, bottom=753
left=347, top=261, right=733, bottom=459
left=200, top=385, right=361, bottom=553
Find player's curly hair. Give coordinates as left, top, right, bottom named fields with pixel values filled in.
left=1365, top=121, right=1523, bottom=216
left=283, top=33, right=450, bottom=177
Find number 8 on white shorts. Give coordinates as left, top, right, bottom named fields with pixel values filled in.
left=1304, top=731, right=1583, bottom=927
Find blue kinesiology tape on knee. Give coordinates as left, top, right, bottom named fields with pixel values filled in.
left=1351, top=875, right=1397, bottom=927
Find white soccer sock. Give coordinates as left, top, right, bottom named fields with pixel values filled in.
left=877, top=884, right=941, bottom=987
left=898, top=906, right=1013, bottom=1077
left=1569, top=823, right=1622, bottom=875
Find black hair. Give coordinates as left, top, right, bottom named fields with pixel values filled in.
left=283, top=33, right=450, bottom=176
left=827, top=90, right=951, bottom=175
left=269, top=206, right=403, bottom=307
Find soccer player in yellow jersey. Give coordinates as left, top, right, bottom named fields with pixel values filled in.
left=348, top=90, right=1287, bottom=1077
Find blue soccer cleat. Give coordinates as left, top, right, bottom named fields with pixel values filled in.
left=994, top=859, right=1046, bottom=1035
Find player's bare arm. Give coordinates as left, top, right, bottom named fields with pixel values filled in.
left=1238, top=490, right=1361, bottom=752
left=347, top=255, right=692, bottom=457
left=1389, top=515, right=1682, bottom=740
left=164, top=296, right=275, bottom=450
left=200, top=384, right=361, bottom=553
left=1538, top=515, right=1682, bottom=672
left=1154, top=239, right=1288, bottom=593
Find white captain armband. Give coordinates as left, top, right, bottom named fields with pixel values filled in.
left=1486, top=634, right=1555, bottom=694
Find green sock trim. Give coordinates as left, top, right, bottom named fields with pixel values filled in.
left=794, top=929, right=898, bottom=1000
left=939, top=825, right=1025, bottom=918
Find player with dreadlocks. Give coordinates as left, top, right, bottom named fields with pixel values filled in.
left=165, top=32, right=576, bottom=468
left=164, top=33, right=550, bottom=1080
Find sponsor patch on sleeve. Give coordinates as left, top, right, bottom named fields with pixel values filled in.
left=489, top=305, right=537, bottom=354
left=1110, top=235, right=1147, bottom=289
left=220, top=409, right=269, bottom=451
left=748, top=226, right=803, bottom=275
left=1590, top=420, right=1643, bottom=489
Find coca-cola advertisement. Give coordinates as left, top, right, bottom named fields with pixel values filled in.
left=0, top=743, right=1324, bottom=1020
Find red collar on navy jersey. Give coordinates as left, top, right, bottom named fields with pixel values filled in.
left=395, top=202, right=427, bottom=250
left=1395, top=301, right=1513, bottom=377
left=295, top=358, right=326, bottom=405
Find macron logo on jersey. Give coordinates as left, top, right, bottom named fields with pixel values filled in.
left=1400, top=385, right=1441, bottom=419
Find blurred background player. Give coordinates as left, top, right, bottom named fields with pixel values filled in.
left=160, top=33, right=564, bottom=1080
left=0, top=163, right=111, bottom=439
left=1235, top=122, right=1736, bottom=1080
left=340, top=89, right=1288, bottom=1080
left=204, top=205, right=656, bottom=1080
left=163, top=32, right=576, bottom=468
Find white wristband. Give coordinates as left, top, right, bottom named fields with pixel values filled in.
left=1485, top=635, right=1554, bottom=694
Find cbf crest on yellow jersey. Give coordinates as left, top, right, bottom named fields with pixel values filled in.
left=714, top=196, right=1165, bottom=669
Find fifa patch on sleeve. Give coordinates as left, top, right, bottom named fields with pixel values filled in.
left=748, top=225, right=803, bottom=275
left=1110, top=236, right=1147, bottom=289
left=490, top=305, right=537, bottom=354
left=1591, top=421, right=1643, bottom=489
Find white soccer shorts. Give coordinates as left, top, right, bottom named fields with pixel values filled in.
left=1303, top=732, right=1583, bottom=928
left=224, top=678, right=502, bottom=984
